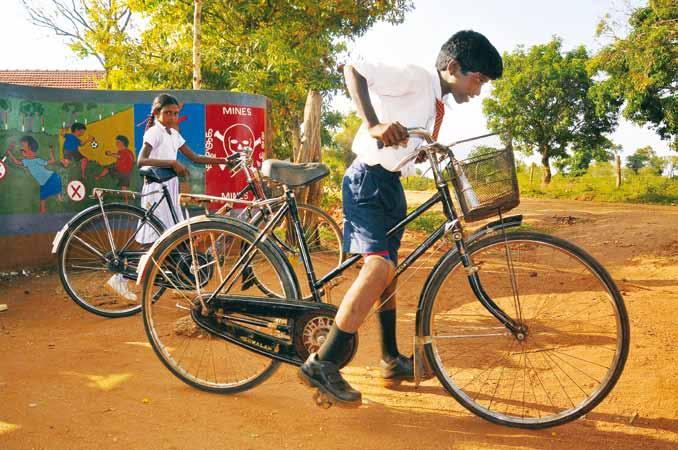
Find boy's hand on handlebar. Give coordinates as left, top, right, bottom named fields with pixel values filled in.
left=369, top=122, right=409, bottom=148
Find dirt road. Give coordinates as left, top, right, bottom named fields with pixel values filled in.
left=1, top=197, right=677, bottom=450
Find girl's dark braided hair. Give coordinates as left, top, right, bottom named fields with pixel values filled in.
left=145, top=93, right=180, bottom=131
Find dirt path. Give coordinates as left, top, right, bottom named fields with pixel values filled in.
left=1, top=197, right=677, bottom=450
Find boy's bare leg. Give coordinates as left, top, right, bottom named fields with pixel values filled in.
left=378, top=279, right=397, bottom=311
left=334, top=255, right=395, bottom=332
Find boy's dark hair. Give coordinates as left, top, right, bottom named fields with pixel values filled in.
left=436, top=30, right=503, bottom=79
left=115, top=135, right=129, bottom=147
left=20, top=135, right=39, bottom=152
left=146, top=93, right=180, bottom=130
left=71, top=122, right=87, bottom=133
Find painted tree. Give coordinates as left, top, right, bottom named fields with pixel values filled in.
left=483, top=38, right=619, bottom=184
left=591, top=0, right=677, bottom=150
left=19, top=101, right=46, bottom=132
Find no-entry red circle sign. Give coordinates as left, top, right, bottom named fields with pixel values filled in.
left=67, top=180, right=85, bottom=202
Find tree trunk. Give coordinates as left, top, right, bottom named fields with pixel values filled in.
left=294, top=90, right=322, bottom=206
left=615, top=154, right=622, bottom=188
left=192, top=0, right=203, bottom=90
left=541, top=150, right=551, bottom=185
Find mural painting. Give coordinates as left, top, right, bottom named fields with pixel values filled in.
left=0, top=84, right=269, bottom=248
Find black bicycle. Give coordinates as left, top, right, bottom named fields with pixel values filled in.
left=137, top=128, right=629, bottom=429
left=53, top=150, right=342, bottom=318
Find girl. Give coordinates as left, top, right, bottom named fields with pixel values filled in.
left=136, top=93, right=229, bottom=243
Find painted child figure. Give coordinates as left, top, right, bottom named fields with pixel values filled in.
left=298, top=30, right=503, bottom=405
left=95, top=135, right=135, bottom=202
left=60, top=122, right=94, bottom=179
left=6, top=137, right=64, bottom=214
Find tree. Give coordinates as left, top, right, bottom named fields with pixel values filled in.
left=483, top=38, right=619, bottom=184
left=22, top=0, right=134, bottom=89
left=120, top=0, right=412, bottom=158
left=664, top=155, right=678, bottom=178
left=192, top=0, right=202, bottom=89
left=626, top=145, right=665, bottom=174
left=591, top=0, right=677, bottom=150
left=331, top=111, right=361, bottom=167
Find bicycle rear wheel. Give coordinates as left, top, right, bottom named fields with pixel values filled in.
left=57, top=204, right=164, bottom=318
left=420, top=231, right=629, bottom=428
left=140, top=218, right=300, bottom=394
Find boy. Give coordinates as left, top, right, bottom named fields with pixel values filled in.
left=299, top=30, right=503, bottom=405
left=60, top=122, right=94, bottom=179
left=95, top=135, right=135, bottom=202
left=6, top=137, right=64, bottom=214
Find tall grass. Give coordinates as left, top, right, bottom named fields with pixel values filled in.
left=518, top=162, right=678, bottom=205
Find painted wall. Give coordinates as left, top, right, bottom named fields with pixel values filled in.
left=0, top=83, right=270, bottom=270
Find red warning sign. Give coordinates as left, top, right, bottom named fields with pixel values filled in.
left=204, top=104, right=266, bottom=208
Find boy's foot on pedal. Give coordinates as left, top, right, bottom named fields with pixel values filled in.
left=299, top=353, right=362, bottom=406
left=381, top=354, right=414, bottom=382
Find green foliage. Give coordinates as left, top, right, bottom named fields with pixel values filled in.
left=483, top=38, right=619, bottom=184
left=401, top=175, right=436, bottom=191
left=591, top=0, right=677, bottom=150
left=519, top=160, right=678, bottom=204
left=22, top=0, right=133, bottom=89
left=407, top=208, right=446, bottom=235
left=330, top=111, right=361, bottom=166
left=626, top=145, right=666, bottom=174
left=119, top=1, right=413, bottom=158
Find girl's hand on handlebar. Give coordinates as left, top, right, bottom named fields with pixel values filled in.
left=172, top=161, right=189, bottom=177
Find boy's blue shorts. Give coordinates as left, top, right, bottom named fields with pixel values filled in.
left=342, top=160, right=406, bottom=263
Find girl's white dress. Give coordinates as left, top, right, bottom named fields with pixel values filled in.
left=136, top=122, right=186, bottom=244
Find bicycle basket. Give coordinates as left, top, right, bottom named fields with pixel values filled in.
left=448, top=146, right=520, bottom=222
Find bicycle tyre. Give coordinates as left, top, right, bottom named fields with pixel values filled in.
left=419, top=231, right=629, bottom=428
left=140, top=217, right=300, bottom=394
left=57, top=203, right=165, bottom=318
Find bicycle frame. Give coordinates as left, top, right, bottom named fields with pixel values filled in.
left=199, top=158, right=524, bottom=335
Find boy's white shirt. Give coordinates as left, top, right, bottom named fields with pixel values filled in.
left=350, top=60, right=443, bottom=176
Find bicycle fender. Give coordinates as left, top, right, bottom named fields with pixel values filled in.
left=414, top=214, right=523, bottom=335
left=50, top=203, right=133, bottom=254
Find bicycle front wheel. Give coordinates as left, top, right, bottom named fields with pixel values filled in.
left=57, top=203, right=164, bottom=318
left=420, top=231, right=629, bottom=428
left=140, top=218, right=300, bottom=394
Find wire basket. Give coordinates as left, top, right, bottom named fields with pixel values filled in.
left=447, top=146, right=520, bottom=222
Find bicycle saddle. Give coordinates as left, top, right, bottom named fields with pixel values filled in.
left=139, top=167, right=177, bottom=184
left=261, top=160, right=329, bottom=187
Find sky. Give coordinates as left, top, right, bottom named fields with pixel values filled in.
left=0, top=0, right=671, bottom=159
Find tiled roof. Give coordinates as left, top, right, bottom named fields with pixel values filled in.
left=0, top=70, right=105, bottom=89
